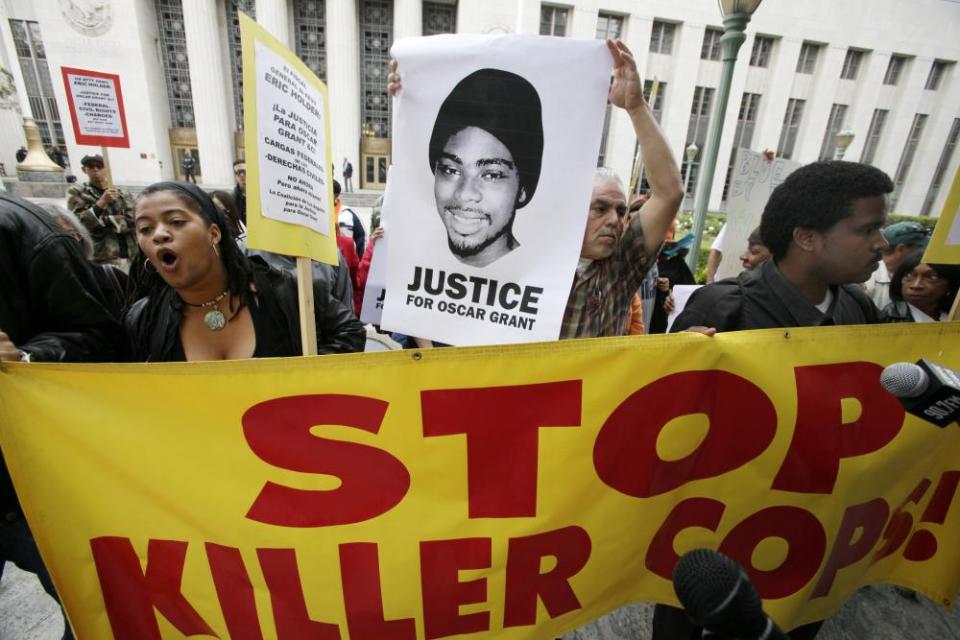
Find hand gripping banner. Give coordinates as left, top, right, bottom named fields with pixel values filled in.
left=1, top=323, right=959, bottom=639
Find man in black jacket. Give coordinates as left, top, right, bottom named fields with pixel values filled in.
left=663, top=161, right=894, bottom=639
left=0, top=193, right=121, bottom=639
left=672, top=161, right=892, bottom=334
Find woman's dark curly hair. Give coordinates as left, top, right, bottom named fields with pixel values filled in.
left=889, top=248, right=960, bottom=314
left=126, top=181, right=254, bottom=312
left=760, top=161, right=894, bottom=261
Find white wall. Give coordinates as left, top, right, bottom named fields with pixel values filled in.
left=15, top=0, right=172, bottom=187
left=3, top=0, right=959, bottom=215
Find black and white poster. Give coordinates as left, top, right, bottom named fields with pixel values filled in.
left=381, top=35, right=611, bottom=346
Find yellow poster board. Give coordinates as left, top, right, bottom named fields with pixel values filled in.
left=924, top=161, right=960, bottom=265
left=2, top=324, right=959, bottom=639
left=240, top=12, right=338, bottom=264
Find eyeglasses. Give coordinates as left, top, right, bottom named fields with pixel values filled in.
left=903, top=271, right=942, bottom=284
left=234, top=169, right=246, bottom=176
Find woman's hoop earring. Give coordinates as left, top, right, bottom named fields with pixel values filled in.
left=144, top=258, right=157, bottom=274
left=213, top=242, right=220, bottom=258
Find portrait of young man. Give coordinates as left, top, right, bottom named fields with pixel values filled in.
left=428, top=68, right=544, bottom=268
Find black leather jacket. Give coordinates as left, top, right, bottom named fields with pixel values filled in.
left=0, top=193, right=121, bottom=515
left=124, top=257, right=365, bottom=361
left=880, top=300, right=915, bottom=323
left=0, top=193, right=121, bottom=362
left=248, top=248, right=354, bottom=310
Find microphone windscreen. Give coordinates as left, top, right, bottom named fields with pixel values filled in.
left=673, top=549, right=767, bottom=637
left=880, top=362, right=928, bottom=398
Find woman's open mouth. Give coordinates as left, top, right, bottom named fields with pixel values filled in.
left=156, top=248, right=179, bottom=272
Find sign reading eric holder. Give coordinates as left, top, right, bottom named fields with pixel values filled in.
left=60, top=67, right=129, bottom=147
left=381, top=35, right=611, bottom=346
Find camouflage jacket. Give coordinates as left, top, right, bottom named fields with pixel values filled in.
left=66, top=181, right=138, bottom=264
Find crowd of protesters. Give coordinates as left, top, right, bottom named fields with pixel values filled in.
left=0, top=37, right=955, bottom=640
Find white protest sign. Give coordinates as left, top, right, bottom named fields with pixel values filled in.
left=666, top=284, right=702, bottom=332
left=380, top=35, right=611, bottom=346
left=254, top=41, right=329, bottom=235
left=60, top=67, right=129, bottom=147
left=360, top=181, right=395, bottom=325
left=715, top=149, right=801, bottom=281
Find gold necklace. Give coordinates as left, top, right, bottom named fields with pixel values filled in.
left=185, top=289, right=229, bottom=331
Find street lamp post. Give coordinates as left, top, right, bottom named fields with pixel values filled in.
left=834, top=128, right=855, bottom=160
left=683, top=143, right=699, bottom=212
left=685, top=0, right=764, bottom=273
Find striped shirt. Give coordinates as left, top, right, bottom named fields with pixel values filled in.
left=560, top=214, right=656, bottom=339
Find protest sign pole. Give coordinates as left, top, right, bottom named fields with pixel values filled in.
left=629, top=78, right=658, bottom=196
left=296, top=257, right=318, bottom=355
left=101, top=146, right=113, bottom=185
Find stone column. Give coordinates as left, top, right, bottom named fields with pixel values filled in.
left=326, top=0, right=360, bottom=175
left=256, top=0, right=291, bottom=47
left=182, top=0, right=235, bottom=184
left=394, top=0, right=422, bottom=40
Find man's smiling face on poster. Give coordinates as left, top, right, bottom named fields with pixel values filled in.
left=429, top=68, right=543, bottom=268
left=434, top=126, right=527, bottom=265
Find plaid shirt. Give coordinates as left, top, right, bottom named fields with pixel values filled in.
left=560, top=214, right=656, bottom=339
left=66, top=181, right=137, bottom=264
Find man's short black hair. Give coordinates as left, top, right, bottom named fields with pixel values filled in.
left=428, top=68, right=544, bottom=208
left=332, top=179, right=341, bottom=198
left=760, top=161, right=894, bottom=261
left=233, top=159, right=245, bottom=168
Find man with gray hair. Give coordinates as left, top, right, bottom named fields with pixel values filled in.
left=560, top=41, right=683, bottom=338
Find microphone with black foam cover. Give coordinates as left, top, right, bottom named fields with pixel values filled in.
left=672, top=548, right=788, bottom=640
left=880, top=360, right=960, bottom=428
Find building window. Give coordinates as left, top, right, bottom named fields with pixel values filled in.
left=682, top=86, right=715, bottom=196
left=226, top=0, right=256, bottom=129
left=921, top=118, right=960, bottom=215
left=796, top=42, right=820, bottom=74
left=884, top=55, right=907, bottom=85
left=597, top=105, right=612, bottom=167
left=294, top=0, right=327, bottom=80
left=776, top=98, right=805, bottom=160
left=925, top=60, right=949, bottom=91
left=643, top=80, right=666, bottom=121
left=701, top=27, right=722, bottom=61
left=359, top=0, right=393, bottom=138
left=636, top=81, right=667, bottom=193
left=595, top=13, right=624, bottom=165
left=650, top=20, right=676, bottom=55
left=155, top=0, right=194, bottom=129
left=891, top=113, right=929, bottom=208
left=595, top=12, right=623, bottom=40
left=540, top=6, right=569, bottom=36
left=8, top=20, right=67, bottom=157
left=840, top=48, right=863, bottom=80
left=424, top=1, right=457, bottom=35
left=818, top=104, right=848, bottom=161
left=749, top=36, right=774, bottom=68
left=920, top=118, right=960, bottom=216
left=860, top=109, right=889, bottom=165
left=723, top=92, right=762, bottom=199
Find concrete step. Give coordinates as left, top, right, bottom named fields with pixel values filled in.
left=342, top=191, right=382, bottom=208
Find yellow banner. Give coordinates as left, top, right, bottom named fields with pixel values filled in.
left=924, top=161, right=960, bottom=265
left=1, top=324, right=959, bottom=639
left=240, top=12, right=338, bottom=264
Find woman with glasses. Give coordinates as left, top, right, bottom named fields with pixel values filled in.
left=882, top=249, right=960, bottom=323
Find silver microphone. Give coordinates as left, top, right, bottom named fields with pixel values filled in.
left=880, top=362, right=929, bottom=398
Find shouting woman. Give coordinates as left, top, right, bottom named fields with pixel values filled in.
left=125, top=181, right=364, bottom=361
